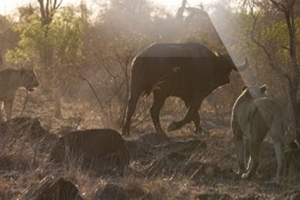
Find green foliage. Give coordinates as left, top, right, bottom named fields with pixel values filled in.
left=6, top=14, right=42, bottom=63
left=235, top=7, right=299, bottom=72
left=52, top=7, right=83, bottom=66
left=259, top=19, right=300, bottom=63
left=6, top=6, right=83, bottom=68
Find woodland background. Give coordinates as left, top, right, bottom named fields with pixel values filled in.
left=0, top=0, right=300, bottom=199
left=0, top=0, right=299, bottom=134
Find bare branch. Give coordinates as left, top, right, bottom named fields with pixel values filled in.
left=38, top=0, right=46, bottom=22
left=45, top=0, right=49, bottom=22
left=270, top=0, right=286, bottom=11
left=52, top=0, right=63, bottom=13
left=249, top=2, right=290, bottom=80
left=272, top=0, right=299, bottom=77
left=61, top=69, right=106, bottom=112
left=281, top=46, right=290, bottom=51
left=38, top=0, right=62, bottom=25
left=176, top=0, right=187, bottom=21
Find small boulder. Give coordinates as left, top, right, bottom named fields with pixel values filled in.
left=49, top=129, right=130, bottom=174
left=0, top=117, right=46, bottom=138
left=27, top=177, right=83, bottom=200
left=95, top=183, right=130, bottom=200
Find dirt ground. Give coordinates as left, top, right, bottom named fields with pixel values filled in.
left=0, top=98, right=299, bottom=199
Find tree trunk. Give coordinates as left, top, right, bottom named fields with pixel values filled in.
left=176, top=0, right=187, bottom=21
left=296, top=98, right=300, bottom=140
left=290, top=76, right=300, bottom=140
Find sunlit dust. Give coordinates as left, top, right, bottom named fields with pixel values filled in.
left=151, top=0, right=218, bottom=8
left=0, top=0, right=219, bottom=15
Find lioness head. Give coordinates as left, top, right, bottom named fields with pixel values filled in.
left=241, top=84, right=267, bottom=100
left=21, top=69, right=39, bottom=92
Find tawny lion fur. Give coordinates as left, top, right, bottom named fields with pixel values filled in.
left=0, top=68, right=38, bottom=121
left=231, top=85, right=286, bottom=181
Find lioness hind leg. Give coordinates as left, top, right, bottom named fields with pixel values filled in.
left=273, top=143, right=285, bottom=182
left=242, top=138, right=262, bottom=179
left=234, top=129, right=246, bottom=175
left=270, top=123, right=286, bottom=182
left=272, top=140, right=285, bottom=182
left=235, top=140, right=246, bottom=175
left=244, top=138, right=250, bottom=168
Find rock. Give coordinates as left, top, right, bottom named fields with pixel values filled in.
left=0, top=117, right=46, bottom=138
left=95, top=183, right=151, bottom=200
left=95, top=183, right=130, bottom=200
left=27, top=177, right=83, bottom=200
left=49, top=129, right=130, bottom=174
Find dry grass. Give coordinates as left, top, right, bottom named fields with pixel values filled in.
left=0, top=97, right=299, bottom=200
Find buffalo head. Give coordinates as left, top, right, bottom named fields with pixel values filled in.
left=212, top=54, right=249, bottom=87
left=220, top=54, right=249, bottom=72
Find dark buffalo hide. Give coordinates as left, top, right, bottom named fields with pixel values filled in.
left=122, top=42, right=248, bottom=135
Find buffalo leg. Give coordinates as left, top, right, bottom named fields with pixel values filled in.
left=183, top=100, right=202, bottom=134
left=270, top=128, right=285, bottom=182
left=150, top=93, right=166, bottom=134
left=122, top=93, right=141, bottom=136
left=192, top=112, right=202, bottom=134
left=167, top=96, right=203, bottom=131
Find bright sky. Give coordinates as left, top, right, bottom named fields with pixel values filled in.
left=0, top=0, right=217, bottom=16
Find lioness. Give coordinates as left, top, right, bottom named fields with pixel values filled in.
left=0, top=68, right=39, bottom=121
left=231, top=85, right=286, bottom=182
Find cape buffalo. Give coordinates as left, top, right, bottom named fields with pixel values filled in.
left=122, top=42, right=248, bottom=135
